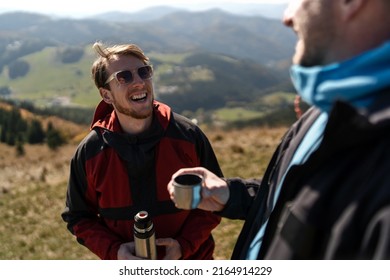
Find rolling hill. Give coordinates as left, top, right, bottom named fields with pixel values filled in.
left=0, top=9, right=298, bottom=126
left=0, top=9, right=295, bottom=65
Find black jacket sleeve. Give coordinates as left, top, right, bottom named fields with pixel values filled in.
left=217, top=178, right=261, bottom=220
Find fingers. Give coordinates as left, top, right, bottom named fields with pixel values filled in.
left=168, top=167, right=229, bottom=212
left=117, top=242, right=142, bottom=260
left=156, top=238, right=182, bottom=260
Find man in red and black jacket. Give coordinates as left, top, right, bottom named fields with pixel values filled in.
left=61, top=42, right=222, bottom=260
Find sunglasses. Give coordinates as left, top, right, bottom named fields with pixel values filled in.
left=105, top=65, right=153, bottom=85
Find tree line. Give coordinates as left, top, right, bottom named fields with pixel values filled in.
left=0, top=106, right=65, bottom=155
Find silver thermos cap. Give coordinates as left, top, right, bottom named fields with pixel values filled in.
left=133, top=211, right=157, bottom=260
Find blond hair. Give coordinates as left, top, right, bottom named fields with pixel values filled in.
left=91, top=42, right=150, bottom=89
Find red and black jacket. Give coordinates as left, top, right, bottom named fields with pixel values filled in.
left=62, top=100, right=222, bottom=259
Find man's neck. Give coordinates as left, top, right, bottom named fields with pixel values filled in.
left=117, top=113, right=153, bottom=135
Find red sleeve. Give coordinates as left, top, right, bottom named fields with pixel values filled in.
left=175, top=209, right=221, bottom=259
left=62, top=143, right=122, bottom=260
left=72, top=218, right=122, bottom=260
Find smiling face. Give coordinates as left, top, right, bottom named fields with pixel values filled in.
left=102, top=54, right=154, bottom=121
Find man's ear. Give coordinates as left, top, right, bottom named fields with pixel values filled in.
left=99, top=87, right=112, bottom=104
left=340, top=0, right=365, bottom=20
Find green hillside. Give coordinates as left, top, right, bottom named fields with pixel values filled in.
left=0, top=43, right=298, bottom=128
left=0, top=10, right=299, bottom=127
left=0, top=45, right=99, bottom=107
left=1, top=45, right=293, bottom=103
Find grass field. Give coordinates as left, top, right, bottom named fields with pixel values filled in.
left=0, top=125, right=288, bottom=260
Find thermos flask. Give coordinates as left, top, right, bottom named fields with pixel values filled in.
left=133, top=211, right=157, bottom=260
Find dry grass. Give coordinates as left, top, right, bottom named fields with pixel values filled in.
left=0, top=125, right=288, bottom=260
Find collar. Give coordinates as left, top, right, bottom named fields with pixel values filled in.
left=91, top=100, right=171, bottom=133
left=290, top=40, right=390, bottom=112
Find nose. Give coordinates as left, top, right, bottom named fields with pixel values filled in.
left=282, top=4, right=294, bottom=27
left=132, top=71, right=145, bottom=86
left=282, top=0, right=299, bottom=27
left=283, top=12, right=293, bottom=27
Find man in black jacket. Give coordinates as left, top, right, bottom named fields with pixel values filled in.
left=168, top=0, right=390, bottom=259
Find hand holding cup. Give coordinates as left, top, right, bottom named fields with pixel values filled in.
left=168, top=167, right=229, bottom=212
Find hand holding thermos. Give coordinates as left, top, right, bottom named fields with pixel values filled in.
left=117, top=210, right=182, bottom=260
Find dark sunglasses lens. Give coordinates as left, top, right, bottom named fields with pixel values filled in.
left=138, top=66, right=153, bottom=80
left=116, top=70, right=133, bottom=84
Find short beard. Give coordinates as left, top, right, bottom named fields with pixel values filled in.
left=297, top=43, right=328, bottom=67
left=113, top=98, right=154, bottom=120
left=294, top=1, right=336, bottom=67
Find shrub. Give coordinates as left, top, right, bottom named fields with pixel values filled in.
left=46, top=122, right=66, bottom=150
left=58, top=47, right=84, bottom=64
left=8, top=59, right=30, bottom=79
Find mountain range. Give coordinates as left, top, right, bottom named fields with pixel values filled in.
left=0, top=8, right=296, bottom=65
left=0, top=3, right=288, bottom=20
left=90, top=3, right=288, bottom=21
left=0, top=7, right=297, bottom=122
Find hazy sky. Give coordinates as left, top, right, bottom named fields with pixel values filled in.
left=0, top=0, right=288, bottom=18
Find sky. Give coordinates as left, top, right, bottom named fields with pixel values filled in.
left=0, top=0, right=289, bottom=18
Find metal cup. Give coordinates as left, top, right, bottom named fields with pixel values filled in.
left=173, top=173, right=203, bottom=210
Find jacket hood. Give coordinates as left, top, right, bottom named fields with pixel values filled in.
left=90, top=100, right=172, bottom=164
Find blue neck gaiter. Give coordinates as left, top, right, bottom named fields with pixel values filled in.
left=290, top=40, right=390, bottom=112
